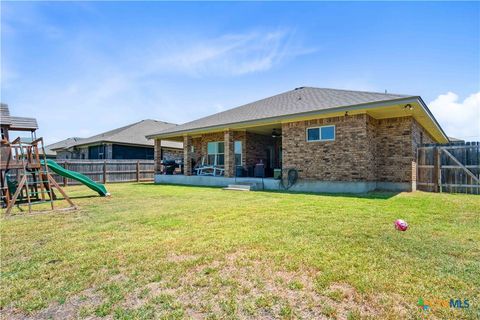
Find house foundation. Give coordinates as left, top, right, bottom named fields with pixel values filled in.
left=154, top=174, right=411, bottom=193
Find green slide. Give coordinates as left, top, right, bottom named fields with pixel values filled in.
left=42, top=159, right=109, bottom=197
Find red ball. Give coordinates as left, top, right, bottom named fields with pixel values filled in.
left=394, top=219, right=408, bottom=231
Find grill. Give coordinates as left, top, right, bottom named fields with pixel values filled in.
left=161, top=160, right=182, bottom=175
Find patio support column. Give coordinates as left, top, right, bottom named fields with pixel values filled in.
left=184, top=135, right=193, bottom=176
left=224, top=129, right=234, bottom=177
left=154, top=139, right=162, bottom=173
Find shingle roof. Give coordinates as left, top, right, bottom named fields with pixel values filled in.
left=10, top=116, right=39, bottom=130
left=47, top=137, right=85, bottom=154
left=1, top=104, right=38, bottom=130
left=0, top=103, right=12, bottom=125
left=447, top=137, right=464, bottom=143
left=148, top=87, right=414, bottom=137
left=60, top=119, right=182, bottom=149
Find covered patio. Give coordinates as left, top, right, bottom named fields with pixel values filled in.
left=155, top=122, right=283, bottom=179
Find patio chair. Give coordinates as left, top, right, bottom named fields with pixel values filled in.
left=213, top=166, right=225, bottom=176
left=194, top=157, right=208, bottom=175
left=194, top=157, right=224, bottom=176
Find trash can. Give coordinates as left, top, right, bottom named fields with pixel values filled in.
left=235, top=166, right=246, bottom=177
left=273, top=168, right=282, bottom=180
left=254, top=163, right=265, bottom=178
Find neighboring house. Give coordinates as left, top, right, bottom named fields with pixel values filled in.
left=51, top=120, right=183, bottom=160
left=1, top=103, right=39, bottom=141
left=147, top=87, right=449, bottom=193
left=43, top=137, right=84, bottom=159
left=447, top=137, right=465, bottom=144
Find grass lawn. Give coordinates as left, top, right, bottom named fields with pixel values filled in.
left=1, top=183, right=479, bottom=319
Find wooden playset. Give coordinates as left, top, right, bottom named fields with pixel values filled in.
left=1, top=104, right=76, bottom=214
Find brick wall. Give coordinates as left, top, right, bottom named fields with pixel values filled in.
left=375, top=117, right=414, bottom=182
left=282, top=114, right=375, bottom=181
left=282, top=114, right=437, bottom=183
left=156, top=114, right=437, bottom=183
left=245, top=132, right=277, bottom=168
left=162, top=148, right=183, bottom=161
left=365, top=115, right=378, bottom=181
left=190, top=137, right=202, bottom=164
left=375, top=116, right=434, bottom=183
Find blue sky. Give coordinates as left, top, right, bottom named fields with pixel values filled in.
left=1, top=1, right=479, bottom=143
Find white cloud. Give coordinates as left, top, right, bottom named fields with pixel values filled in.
left=428, top=92, right=480, bottom=141
left=148, top=29, right=315, bottom=77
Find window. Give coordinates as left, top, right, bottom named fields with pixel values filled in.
left=88, top=145, right=105, bottom=159
left=207, top=141, right=224, bottom=166
left=112, top=144, right=154, bottom=160
left=306, top=125, right=335, bottom=142
left=234, top=141, right=242, bottom=166
left=307, top=128, right=320, bottom=141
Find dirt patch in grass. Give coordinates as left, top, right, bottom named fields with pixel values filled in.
left=1, top=288, right=104, bottom=320
left=166, top=253, right=201, bottom=263
left=2, top=251, right=403, bottom=319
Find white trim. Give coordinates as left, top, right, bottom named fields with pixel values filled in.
left=306, top=125, right=336, bottom=142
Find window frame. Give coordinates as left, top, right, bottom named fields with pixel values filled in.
left=234, top=140, right=242, bottom=166
left=306, top=125, right=336, bottom=142
left=207, top=141, right=225, bottom=166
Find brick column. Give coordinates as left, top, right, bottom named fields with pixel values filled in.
left=183, top=135, right=192, bottom=176
left=224, top=130, right=235, bottom=177
left=154, top=139, right=162, bottom=173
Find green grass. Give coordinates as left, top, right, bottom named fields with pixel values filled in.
left=1, top=183, right=479, bottom=319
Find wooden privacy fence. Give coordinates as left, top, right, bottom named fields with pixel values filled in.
left=417, top=142, right=480, bottom=194
left=50, top=160, right=155, bottom=186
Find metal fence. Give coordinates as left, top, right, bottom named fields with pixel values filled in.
left=50, top=160, right=155, bottom=186
left=417, top=142, right=480, bottom=194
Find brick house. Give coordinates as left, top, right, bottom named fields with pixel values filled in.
left=147, top=87, right=448, bottom=193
